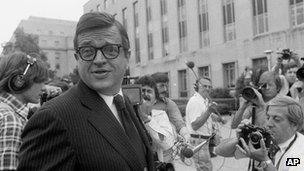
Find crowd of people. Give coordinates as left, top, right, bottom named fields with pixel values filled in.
left=0, top=11, right=304, bottom=171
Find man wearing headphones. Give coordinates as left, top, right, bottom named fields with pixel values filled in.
left=0, top=52, right=48, bottom=170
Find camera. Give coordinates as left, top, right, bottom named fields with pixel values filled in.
left=241, top=86, right=262, bottom=103
left=296, top=58, right=304, bottom=81
left=278, top=48, right=292, bottom=60
left=238, top=124, right=273, bottom=149
left=155, top=161, right=175, bottom=171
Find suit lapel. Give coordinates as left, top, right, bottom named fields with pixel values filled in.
left=76, top=81, right=143, bottom=170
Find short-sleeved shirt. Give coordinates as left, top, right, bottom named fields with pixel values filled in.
left=0, top=92, right=28, bottom=170
left=185, top=92, right=213, bottom=136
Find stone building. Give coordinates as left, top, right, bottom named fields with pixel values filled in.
left=84, top=0, right=304, bottom=99
left=13, top=16, right=77, bottom=77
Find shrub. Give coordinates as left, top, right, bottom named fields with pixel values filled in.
left=210, top=88, right=232, bottom=98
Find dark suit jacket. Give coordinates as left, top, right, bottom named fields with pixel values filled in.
left=18, top=80, right=155, bottom=171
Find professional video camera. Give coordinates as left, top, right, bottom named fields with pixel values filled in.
left=277, top=48, right=293, bottom=60
left=238, top=124, right=273, bottom=149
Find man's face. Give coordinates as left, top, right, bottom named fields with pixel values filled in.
left=156, top=82, right=168, bottom=98
left=142, top=85, right=156, bottom=104
left=266, top=106, right=297, bottom=144
left=258, top=72, right=278, bottom=102
left=76, top=26, right=129, bottom=95
left=284, top=67, right=298, bottom=84
left=22, top=82, right=46, bottom=104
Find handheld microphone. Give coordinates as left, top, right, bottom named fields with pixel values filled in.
left=180, top=140, right=208, bottom=158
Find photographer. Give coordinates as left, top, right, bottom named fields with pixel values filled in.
left=273, top=49, right=302, bottom=99
left=135, top=75, right=190, bottom=168
left=231, top=71, right=282, bottom=129
left=0, top=52, right=48, bottom=170
left=216, top=95, right=304, bottom=170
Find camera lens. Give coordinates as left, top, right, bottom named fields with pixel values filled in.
left=250, top=132, right=262, bottom=145
left=242, top=87, right=257, bottom=101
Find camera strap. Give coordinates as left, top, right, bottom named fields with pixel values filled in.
left=275, top=134, right=297, bottom=169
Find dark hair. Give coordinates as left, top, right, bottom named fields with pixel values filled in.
left=73, top=12, right=130, bottom=55
left=134, top=75, right=161, bottom=101
left=151, top=72, right=169, bottom=83
left=0, top=52, right=49, bottom=93
left=282, top=62, right=298, bottom=75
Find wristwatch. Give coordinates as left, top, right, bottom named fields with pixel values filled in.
left=259, top=159, right=272, bottom=169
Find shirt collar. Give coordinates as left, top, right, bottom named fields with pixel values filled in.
left=194, top=92, right=209, bottom=102
left=0, top=92, right=29, bottom=120
left=98, top=89, right=123, bottom=107
left=278, top=134, right=296, bottom=152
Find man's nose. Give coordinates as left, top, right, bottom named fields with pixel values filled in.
left=94, top=50, right=107, bottom=63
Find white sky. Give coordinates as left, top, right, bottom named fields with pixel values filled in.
left=0, top=0, right=89, bottom=53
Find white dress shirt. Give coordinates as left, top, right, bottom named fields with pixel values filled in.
left=274, top=132, right=304, bottom=171
left=185, top=92, right=213, bottom=136
left=98, top=90, right=124, bottom=125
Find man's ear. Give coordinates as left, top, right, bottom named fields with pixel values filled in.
left=74, top=53, right=79, bottom=60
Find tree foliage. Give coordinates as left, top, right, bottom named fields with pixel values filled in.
left=2, top=28, right=48, bottom=63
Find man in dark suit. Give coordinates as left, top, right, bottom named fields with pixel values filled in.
left=18, top=12, right=154, bottom=171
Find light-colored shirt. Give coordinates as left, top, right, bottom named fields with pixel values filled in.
left=274, top=132, right=304, bottom=171
left=185, top=92, right=212, bottom=136
left=98, top=90, right=123, bottom=125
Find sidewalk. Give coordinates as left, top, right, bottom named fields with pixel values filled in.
left=174, top=115, right=249, bottom=171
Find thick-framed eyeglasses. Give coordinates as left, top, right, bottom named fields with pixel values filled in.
left=76, top=44, right=123, bottom=61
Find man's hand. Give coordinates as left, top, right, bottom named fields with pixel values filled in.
left=44, top=85, right=62, bottom=98
left=236, top=138, right=269, bottom=162
left=138, top=103, right=152, bottom=123
left=250, top=88, right=265, bottom=107
left=235, top=119, right=251, bottom=138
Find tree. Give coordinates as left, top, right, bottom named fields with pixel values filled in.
left=2, top=28, right=49, bottom=64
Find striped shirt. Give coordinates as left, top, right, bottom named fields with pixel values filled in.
left=0, top=92, right=28, bottom=170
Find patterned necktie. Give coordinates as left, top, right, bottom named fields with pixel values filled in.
left=113, top=94, right=147, bottom=167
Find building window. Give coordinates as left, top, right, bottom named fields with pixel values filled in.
left=55, top=63, right=60, bottom=70
left=223, top=62, right=236, bottom=88
left=178, top=21, right=187, bottom=52
left=122, top=8, right=128, bottom=31
left=134, top=2, right=139, bottom=27
left=198, top=0, right=210, bottom=47
left=97, top=4, right=102, bottom=12
left=178, top=0, right=185, bottom=7
left=178, top=69, right=188, bottom=98
left=54, top=40, right=60, bottom=46
left=252, top=57, right=268, bottom=69
left=161, top=22, right=169, bottom=57
left=104, top=0, right=109, bottom=10
left=252, top=0, right=268, bottom=35
left=198, top=66, right=210, bottom=79
left=133, top=1, right=140, bottom=63
left=178, top=0, right=187, bottom=52
left=223, top=0, right=236, bottom=42
left=48, top=30, right=53, bottom=35
left=146, top=0, right=152, bottom=22
left=135, top=38, right=140, bottom=63
left=290, top=0, right=304, bottom=26
left=148, top=33, right=153, bottom=60
left=160, top=0, right=168, bottom=16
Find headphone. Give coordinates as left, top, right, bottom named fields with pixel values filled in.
left=8, top=55, right=37, bottom=93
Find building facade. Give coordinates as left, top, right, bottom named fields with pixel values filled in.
left=13, top=16, right=77, bottom=77
left=84, top=0, right=304, bottom=99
